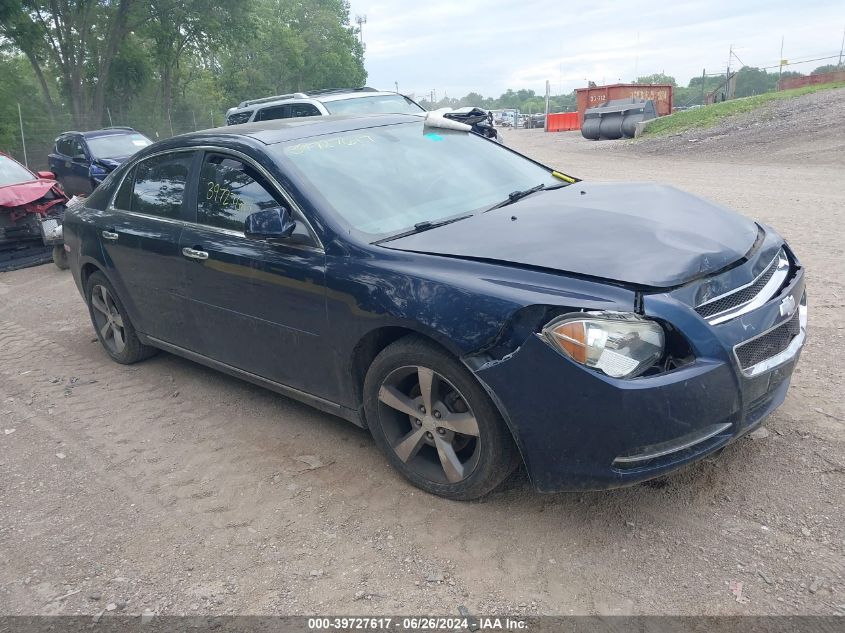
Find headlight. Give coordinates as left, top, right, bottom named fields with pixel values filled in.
left=542, top=312, right=665, bottom=378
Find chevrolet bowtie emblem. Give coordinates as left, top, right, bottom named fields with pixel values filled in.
left=779, top=295, right=797, bottom=317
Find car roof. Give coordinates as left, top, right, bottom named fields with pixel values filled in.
left=80, top=127, right=142, bottom=138
left=312, top=91, right=403, bottom=103
left=176, top=113, right=424, bottom=146
left=231, top=87, right=398, bottom=111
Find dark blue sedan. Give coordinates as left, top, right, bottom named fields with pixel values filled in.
left=62, top=114, right=807, bottom=499
left=48, top=127, right=152, bottom=196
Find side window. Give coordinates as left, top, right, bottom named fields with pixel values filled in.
left=131, top=152, right=193, bottom=219
left=289, top=103, right=320, bottom=118
left=69, top=138, right=86, bottom=158
left=198, top=155, right=281, bottom=231
left=256, top=105, right=288, bottom=121
left=56, top=137, right=72, bottom=156
left=113, top=167, right=135, bottom=210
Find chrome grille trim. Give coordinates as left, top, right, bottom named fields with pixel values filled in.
left=733, top=301, right=807, bottom=378
left=696, top=248, right=790, bottom=325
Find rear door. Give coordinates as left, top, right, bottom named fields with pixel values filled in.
left=177, top=150, right=331, bottom=396
left=49, top=136, right=84, bottom=193
left=67, top=136, right=92, bottom=195
left=95, top=150, right=199, bottom=347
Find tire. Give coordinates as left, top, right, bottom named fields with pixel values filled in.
left=364, top=336, right=519, bottom=500
left=52, top=245, right=69, bottom=270
left=85, top=271, right=157, bottom=364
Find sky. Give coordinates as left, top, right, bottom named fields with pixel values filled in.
left=347, top=0, right=844, bottom=99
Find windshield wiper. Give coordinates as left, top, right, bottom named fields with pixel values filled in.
left=482, top=183, right=548, bottom=213
left=374, top=214, right=473, bottom=244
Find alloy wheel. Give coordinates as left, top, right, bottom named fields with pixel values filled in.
left=377, top=365, right=481, bottom=484
left=90, top=284, right=127, bottom=355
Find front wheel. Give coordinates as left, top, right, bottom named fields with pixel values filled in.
left=364, top=336, right=519, bottom=500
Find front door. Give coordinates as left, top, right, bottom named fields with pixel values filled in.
left=178, top=151, right=331, bottom=397
left=96, top=150, right=199, bottom=347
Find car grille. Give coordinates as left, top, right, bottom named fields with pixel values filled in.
left=696, top=253, right=782, bottom=319
left=734, top=310, right=801, bottom=370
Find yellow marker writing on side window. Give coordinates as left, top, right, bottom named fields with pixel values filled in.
left=552, top=170, right=576, bottom=183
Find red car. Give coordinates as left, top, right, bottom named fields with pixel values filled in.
left=0, top=152, right=69, bottom=270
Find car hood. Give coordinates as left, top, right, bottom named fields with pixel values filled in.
left=93, top=156, right=127, bottom=171
left=380, top=182, right=760, bottom=288
left=0, top=180, right=63, bottom=208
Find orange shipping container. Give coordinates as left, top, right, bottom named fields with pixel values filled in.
left=575, top=83, right=673, bottom=124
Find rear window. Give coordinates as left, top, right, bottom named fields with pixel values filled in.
left=227, top=111, right=253, bottom=125
left=130, top=152, right=194, bottom=219
left=324, top=95, right=424, bottom=116
left=0, top=155, right=35, bottom=186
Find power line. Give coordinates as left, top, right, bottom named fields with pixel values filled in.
left=758, top=53, right=842, bottom=70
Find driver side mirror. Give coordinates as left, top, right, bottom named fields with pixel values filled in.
left=37, top=171, right=56, bottom=180
left=244, top=206, right=296, bottom=240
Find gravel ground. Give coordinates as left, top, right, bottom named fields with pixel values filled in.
left=1, top=108, right=844, bottom=617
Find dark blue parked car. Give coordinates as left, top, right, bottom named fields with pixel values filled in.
left=62, top=114, right=807, bottom=499
left=48, top=127, right=152, bottom=196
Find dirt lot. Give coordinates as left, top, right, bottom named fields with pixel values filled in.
left=2, top=104, right=844, bottom=617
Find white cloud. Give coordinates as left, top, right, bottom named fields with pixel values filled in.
left=348, top=0, right=845, bottom=97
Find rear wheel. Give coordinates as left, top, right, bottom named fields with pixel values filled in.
left=85, top=271, right=157, bottom=364
left=364, top=336, right=518, bottom=500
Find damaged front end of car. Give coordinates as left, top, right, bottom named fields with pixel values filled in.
left=0, top=178, right=69, bottom=271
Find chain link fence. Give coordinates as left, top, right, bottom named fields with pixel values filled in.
left=2, top=105, right=226, bottom=171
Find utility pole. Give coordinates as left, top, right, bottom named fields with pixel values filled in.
left=355, top=15, right=367, bottom=45
left=839, top=25, right=844, bottom=66
left=778, top=36, right=784, bottom=89
left=700, top=68, right=705, bottom=105
left=544, top=80, right=550, bottom=132
left=725, top=44, right=732, bottom=101
left=394, top=81, right=399, bottom=93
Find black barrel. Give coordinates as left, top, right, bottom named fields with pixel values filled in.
left=581, top=98, right=657, bottom=140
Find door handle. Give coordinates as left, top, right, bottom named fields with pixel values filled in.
left=102, top=230, right=119, bottom=241
left=182, top=247, right=209, bottom=261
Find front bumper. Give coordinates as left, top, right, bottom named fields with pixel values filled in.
left=474, top=262, right=806, bottom=493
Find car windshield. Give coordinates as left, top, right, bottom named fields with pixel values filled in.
left=324, top=95, right=425, bottom=116
left=274, top=122, right=562, bottom=238
left=0, top=155, right=35, bottom=186
left=86, top=133, right=152, bottom=159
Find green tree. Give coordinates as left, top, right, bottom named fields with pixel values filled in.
left=733, top=66, right=777, bottom=97
left=0, top=0, right=136, bottom=127
left=811, top=64, right=842, bottom=75
left=218, top=0, right=364, bottom=105
left=635, top=73, right=676, bottom=86
left=0, top=0, right=57, bottom=117
left=144, top=0, right=244, bottom=118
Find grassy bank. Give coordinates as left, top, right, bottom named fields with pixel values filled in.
left=640, top=82, right=845, bottom=137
